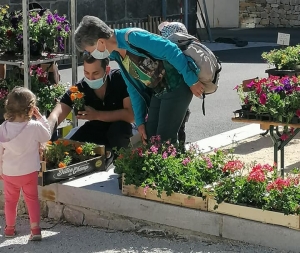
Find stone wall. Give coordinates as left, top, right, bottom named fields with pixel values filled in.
left=4, top=0, right=196, bottom=33
left=240, top=0, right=300, bottom=28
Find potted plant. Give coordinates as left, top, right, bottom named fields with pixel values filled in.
left=114, top=135, right=233, bottom=198
left=262, top=46, right=300, bottom=77
left=69, top=86, right=85, bottom=115
left=234, top=76, right=300, bottom=124
left=206, top=162, right=300, bottom=229
left=39, top=139, right=105, bottom=186
left=0, top=5, right=71, bottom=55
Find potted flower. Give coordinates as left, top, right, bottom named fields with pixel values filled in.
left=262, top=46, right=300, bottom=77
left=234, top=75, right=300, bottom=124
left=115, top=135, right=232, bottom=196
left=0, top=80, right=8, bottom=121
left=0, top=5, right=71, bottom=55
left=4, top=66, right=67, bottom=115
left=207, top=162, right=300, bottom=229
left=69, top=86, right=85, bottom=115
left=39, top=139, right=105, bottom=186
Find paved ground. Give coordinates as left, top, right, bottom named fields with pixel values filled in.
left=0, top=216, right=283, bottom=253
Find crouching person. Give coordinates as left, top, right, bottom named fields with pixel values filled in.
left=47, top=56, right=134, bottom=167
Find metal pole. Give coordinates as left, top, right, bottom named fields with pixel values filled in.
left=162, top=0, right=167, bottom=20
left=202, top=0, right=213, bottom=42
left=184, top=0, right=188, bottom=29
left=22, top=0, right=31, bottom=89
left=71, top=0, right=77, bottom=85
left=70, top=0, right=78, bottom=127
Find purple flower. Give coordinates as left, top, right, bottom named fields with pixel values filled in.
left=182, top=157, right=191, bottom=166
left=284, top=83, right=292, bottom=91
left=31, top=17, right=39, bottom=23
left=53, top=13, right=66, bottom=22
left=162, top=151, right=168, bottom=159
left=274, top=86, right=284, bottom=93
left=56, top=25, right=62, bottom=31
left=64, top=25, right=70, bottom=32
left=46, top=14, right=54, bottom=25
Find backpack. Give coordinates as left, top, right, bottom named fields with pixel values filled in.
left=167, top=32, right=222, bottom=95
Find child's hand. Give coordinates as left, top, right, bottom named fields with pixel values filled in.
left=33, top=106, right=43, bottom=120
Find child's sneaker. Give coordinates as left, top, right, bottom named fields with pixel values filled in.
left=4, top=226, right=16, bottom=238
left=29, top=227, right=42, bottom=241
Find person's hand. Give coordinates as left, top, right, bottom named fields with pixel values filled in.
left=33, top=106, right=42, bottom=120
left=137, top=124, right=147, bottom=145
left=190, top=81, right=205, bottom=97
left=76, top=106, right=99, bottom=121
left=39, top=143, right=45, bottom=159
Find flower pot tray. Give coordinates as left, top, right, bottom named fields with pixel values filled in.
left=208, top=198, right=300, bottom=230
left=122, top=177, right=207, bottom=211
left=38, top=140, right=106, bottom=186
left=265, top=68, right=300, bottom=78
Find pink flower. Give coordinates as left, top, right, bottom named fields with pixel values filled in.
left=222, top=160, right=244, bottom=173
left=266, top=178, right=291, bottom=191
left=162, top=151, right=168, bottom=159
left=259, top=93, right=267, bottom=105
left=182, top=157, right=191, bottom=166
left=203, top=157, right=213, bottom=169
left=296, top=109, right=300, bottom=118
left=247, top=169, right=265, bottom=182
left=143, top=185, right=149, bottom=195
left=149, top=145, right=158, bottom=154
left=280, top=133, right=289, bottom=141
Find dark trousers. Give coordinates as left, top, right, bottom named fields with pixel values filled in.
left=70, top=121, right=132, bottom=151
left=146, top=82, right=193, bottom=144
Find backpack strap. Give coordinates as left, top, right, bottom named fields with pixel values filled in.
left=124, top=28, right=156, bottom=61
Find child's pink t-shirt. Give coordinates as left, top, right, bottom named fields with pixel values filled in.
left=0, top=117, right=51, bottom=176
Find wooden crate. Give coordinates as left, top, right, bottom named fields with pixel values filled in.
left=122, top=177, right=207, bottom=211
left=39, top=139, right=106, bottom=186
left=208, top=198, right=300, bottom=230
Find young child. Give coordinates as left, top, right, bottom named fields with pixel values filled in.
left=0, top=87, right=51, bottom=241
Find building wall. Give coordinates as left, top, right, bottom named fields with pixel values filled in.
left=240, top=0, right=300, bottom=28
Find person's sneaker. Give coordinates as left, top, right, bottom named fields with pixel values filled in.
left=4, top=226, right=16, bottom=238
left=29, top=227, right=42, bottom=241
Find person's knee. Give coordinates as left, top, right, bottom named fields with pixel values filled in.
left=107, top=121, right=132, bottom=149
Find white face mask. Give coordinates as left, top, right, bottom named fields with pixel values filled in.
left=91, top=41, right=110, bottom=59
left=84, top=73, right=107, bottom=90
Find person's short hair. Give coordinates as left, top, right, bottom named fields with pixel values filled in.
left=75, top=16, right=114, bottom=52
left=82, top=54, right=109, bottom=70
left=4, top=87, right=36, bottom=121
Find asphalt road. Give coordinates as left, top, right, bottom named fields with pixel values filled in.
left=59, top=46, right=276, bottom=142
left=0, top=216, right=280, bottom=253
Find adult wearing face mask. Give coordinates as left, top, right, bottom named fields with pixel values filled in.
left=47, top=56, right=134, bottom=165
left=74, top=16, right=205, bottom=145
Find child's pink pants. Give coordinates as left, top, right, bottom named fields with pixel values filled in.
left=2, top=171, right=40, bottom=227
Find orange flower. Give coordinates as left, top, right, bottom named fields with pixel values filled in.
left=64, top=152, right=69, bottom=155
left=58, top=162, right=66, bottom=168
left=69, top=86, right=78, bottom=93
left=76, top=92, right=84, bottom=99
left=76, top=146, right=83, bottom=155
left=63, top=140, right=69, bottom=146
left=47, top=141, right=52, bottom=145
left=55, top=140, right=61, bottom=145
left=70, top=93, right=76, bottom=101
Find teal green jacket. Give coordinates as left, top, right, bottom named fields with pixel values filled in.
left=109, top=28, right=199, bottom=127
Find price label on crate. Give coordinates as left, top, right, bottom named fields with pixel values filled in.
left=277, top=33, right=290, bottom=46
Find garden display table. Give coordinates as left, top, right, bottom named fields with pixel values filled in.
left=232, top=117, right=300, bottom=176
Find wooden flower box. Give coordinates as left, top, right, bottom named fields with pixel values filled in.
left=38, top=140, right=106, bottom=186
left=122, top=175, right=207, bottom=211
left=208, top=198, right=300, bottom=230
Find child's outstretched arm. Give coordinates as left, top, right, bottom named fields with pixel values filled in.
left=33, top=107, right=52, bottom=142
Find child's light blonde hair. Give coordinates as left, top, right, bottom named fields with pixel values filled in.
left=4, top=86, right=36, bottom=121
